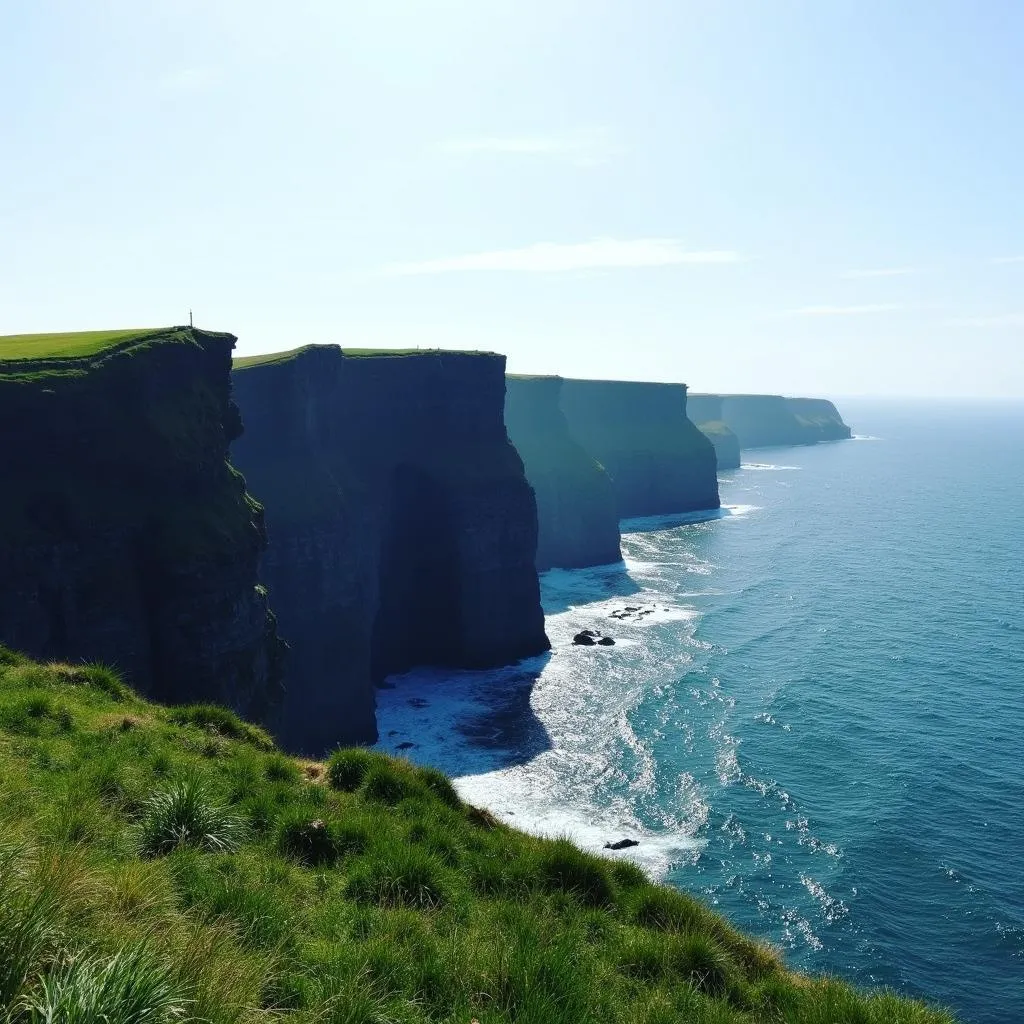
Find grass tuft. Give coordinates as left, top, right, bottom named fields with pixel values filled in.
left=167, top=704, right=274, bottom=751
left=277, top=815, right=348, bottom=867
left=136, top=776, right=246, bottom=857
left=19, top=944, right=188, bottom=1024
left=346, top=847, right=448, bottom=909
left=536, top=838, right=615, bottom=907
left=325, top=748, right=377, bottom=791
left=359, top=762, right=422, bottom=805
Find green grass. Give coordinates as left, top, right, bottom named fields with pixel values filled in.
left=0, top=647, right=956, bottom=1024
left=233, top=345, right=497, bottom=369
left=0, top=329, right=166, bottom=362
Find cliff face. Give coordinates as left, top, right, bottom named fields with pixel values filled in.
left=689, top=394, right=852, bottom=449
left=229, top=347, right=378, bottom=750
left=0, top=327, right=284, bottom=722
left=559, top=379, right=720, bottom=518
left=684, top=395, right=741, bottom=470
left=784, top=397, right=853, bottom=442
left=231, top=347, right=549, bottom=754
left=504, top=376, right=621, bottom=570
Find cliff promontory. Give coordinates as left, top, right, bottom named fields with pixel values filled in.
left=0, top=327, right=284, bottom=721
left=504, top=375, right=622, bottom=570
left=559, top=378, right=720, bottom=517
left=688, top=393, right=852, bottom=451
left=231, top=346, right=549, bottom=753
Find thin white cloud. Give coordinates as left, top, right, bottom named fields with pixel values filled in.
left=440, top=128, right=619, bottom=166
left=384, top=239, right=741, bottom=276
left=159, top=67, right=220, bottom=94
left=990, top=255, right=1024, bottom=265
left=840, top=267, right=919, bottom=279
left=950, top=313, right=1024, bottom=327
left=786, top=304, right=904, bottom=317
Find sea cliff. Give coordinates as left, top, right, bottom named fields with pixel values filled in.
left=559, top=378, right=720, bottom=517
left=232, top=346, right=549, bottom=753
left=0, top=327, right=284, bottom=722
left=504, top=375, right=622, bottom=570
left=688, top=394, right=852, bottom=451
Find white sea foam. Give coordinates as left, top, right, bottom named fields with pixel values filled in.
left=742, top=463, right=801, bottom=471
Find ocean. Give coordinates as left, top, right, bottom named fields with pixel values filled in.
left=375, top=400, right=1024, bottom=1024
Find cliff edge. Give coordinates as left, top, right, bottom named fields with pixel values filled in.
left=232, top=346, right=549, bottom=753
left=0, top=326, right=284, bottom=721
left=504, top=375, right=622, bottom=570
left=689, top=393, right=852, bottom=451
left=559, top=378, right=720, bottom=517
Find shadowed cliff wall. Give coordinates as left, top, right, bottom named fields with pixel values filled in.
left=0, top=327, right=284, bottom=722
left=559, top=379, right=720, bottom=517
left=689, top=394, right=852, bottom=449
left=684, top=395, right=741, bottom=470
left=231, top=347, right=549, bottom=754
left=504, top=376, right=621, bottom=570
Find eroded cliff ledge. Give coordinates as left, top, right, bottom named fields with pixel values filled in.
left=559, top=378, right=720, bottom=518
left=231, top=346, right=549, bottom=754
left=504, top=375, right=622, bottom=570
left=688, top=394, right=852, bottom=452
left=0, top=327, right=284, bottom=722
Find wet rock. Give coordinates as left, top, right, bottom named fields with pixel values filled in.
left=573, top=631, right=597, bottom=646
left=604, top=838, right=639, bottom=850
left=597, top=636, right=615, bottom=646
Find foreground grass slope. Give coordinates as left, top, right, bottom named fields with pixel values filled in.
left=0, top=649, right=952, bottom=1024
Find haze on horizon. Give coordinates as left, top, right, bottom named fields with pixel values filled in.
left=2, top=1, right=1023, bottom=399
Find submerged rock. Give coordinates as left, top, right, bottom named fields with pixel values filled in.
left=604, top=838, right=639, bottom=850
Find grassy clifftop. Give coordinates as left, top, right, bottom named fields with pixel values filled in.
left=0, top=648, right=952, bottom=1024
left=0, top=328, right=165, bottom=362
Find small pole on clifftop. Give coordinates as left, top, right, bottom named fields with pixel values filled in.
left=189, top=308, right=193, bottom=328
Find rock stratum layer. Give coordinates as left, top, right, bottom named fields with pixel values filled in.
left=688, top=394, right=852, bottom=452
left=0, top=327, right=284, bottom=722
left=232, top=347, right=549, bottom=754
left=558, top=378, right=720, bottom=518
left=504, top=375, right=622, bottom=570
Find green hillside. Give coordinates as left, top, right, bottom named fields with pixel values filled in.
left=0, top=647, right=952, bottom=1024
left=0, top=329, right=165, bottom=362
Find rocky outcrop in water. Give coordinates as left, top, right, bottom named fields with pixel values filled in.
left=504, top=375, right=621, bottom=570
left=0, top=327, right=285, bottom=722
left=231, top=347, right=549, bottom=754
left=559, top=378, right=720, bottom=517
left=687, top=394, right=852, bottom=451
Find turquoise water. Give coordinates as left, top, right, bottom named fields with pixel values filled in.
left=376, top=400, right=1024, bottom=1023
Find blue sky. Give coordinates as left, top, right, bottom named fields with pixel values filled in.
left=2, top=1, right=1023, bottom=397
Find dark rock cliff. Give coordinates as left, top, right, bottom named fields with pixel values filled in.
left=504, top=376, right=621, bottom=570
left=231, top=347, right=549, bottom=754
left=0, top=327, right=284, bottom=722
left=684, top=395, right=741, bottom=470
left=689, top=394, right=852, bottom=449
left=559, top=378, right=720, bottom=518
left=784, top=398, right=853, bottom=443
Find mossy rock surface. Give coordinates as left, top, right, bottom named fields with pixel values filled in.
left=0, top=648, right=954, bottom=1024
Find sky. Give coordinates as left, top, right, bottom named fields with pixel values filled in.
left=2, top=0, right=1023, bottom=397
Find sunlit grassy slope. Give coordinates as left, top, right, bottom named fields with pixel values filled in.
left=0, top=329, right=165, bottom=361
left=233, top=346, right=494, bottom=369
left=0, top=647, right=954, bottom=1024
